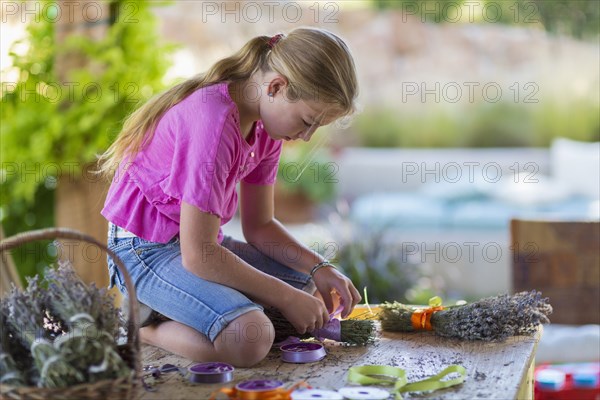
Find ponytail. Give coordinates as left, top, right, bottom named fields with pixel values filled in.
left=97, top=36, right=272, bottom=178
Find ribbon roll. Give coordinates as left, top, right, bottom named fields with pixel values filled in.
left=280, top=343, right=327, bottom=363
left=338, top=387, right=390, bottom=400
left=211, top=380, right=309, bottom=400
left=188, top=362, right=234, bottom=384
left=291, top=388, right=343, bottom=399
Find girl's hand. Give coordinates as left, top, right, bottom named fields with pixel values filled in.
left=313, top=266, right=362, bottom=319
left=280, top=288, right=330, bottom=334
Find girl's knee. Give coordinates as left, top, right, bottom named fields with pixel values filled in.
left=139, top=325, right=159, bottom=347
left=215, top=310, right=275, bottom=367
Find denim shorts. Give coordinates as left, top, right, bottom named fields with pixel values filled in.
left=106, top=223, right=315, bottom=342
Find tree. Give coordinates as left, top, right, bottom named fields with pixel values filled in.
left=1, top=0, right=175, bottom=282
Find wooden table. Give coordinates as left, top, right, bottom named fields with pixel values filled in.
left=137, top=323, right=541, bottom=400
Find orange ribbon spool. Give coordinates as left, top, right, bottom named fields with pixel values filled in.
left=210, top=381, right=309, bottom=400
left=410, top=306, right=444, bottom=331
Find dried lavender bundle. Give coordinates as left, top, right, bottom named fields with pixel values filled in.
left=6, top=276, right=51, bottom=347
left=53, top=325, right=130, bottom=383
left=1, top=292, right=38, bottom=386
left=379, top=291, right=552, bottom=341
left=1, top=298, right=26, bottom=387
left=337, top=318, right=377, bottom=345
left=5, top=285, right=86, bottom=388
left=31, top=338, right=85, bottom=387
left=264, top=308, right=376, bottom=345
left=45, top=261, right=120, bottom=336
left=0, top=347, right=24, bottom=386
left=2, top=263, right=131, bottom=388
left=44, top=262, right=130, bottom=383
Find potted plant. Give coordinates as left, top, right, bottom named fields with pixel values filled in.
left=274, top=142, right=337, bottom=223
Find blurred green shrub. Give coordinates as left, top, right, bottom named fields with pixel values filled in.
left=1, top=186, right=55, bottom=280
left=371, top=0, right=599, bottom=41
left=331, top=228, right=436, bottom=304
left=532, top=0, right=600, bottom=40
left=460, top=103, right=535, bottom=147
left=352, top=110, right=405, bottom=148
left=1, top=0, right=174, bottom=280
left=352, top=101, right=599, bottom=148
left=532, top=101, right=600, bottom=144
left=277, top=142, right=337, bottom=204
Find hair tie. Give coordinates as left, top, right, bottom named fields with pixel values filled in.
left=267, top=34, right=284, bottom=49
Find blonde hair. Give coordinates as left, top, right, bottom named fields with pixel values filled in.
left=97, top=27, right=358, bottom=178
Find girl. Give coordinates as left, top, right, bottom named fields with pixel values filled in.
left=98, top=27, right=361, bottom=367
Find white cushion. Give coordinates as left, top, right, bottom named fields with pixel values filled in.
left=551, top=138, right=600, bottom=199
left=537, top=324, right=600, bottom=364
left=488, top=172, right=573, bottom=207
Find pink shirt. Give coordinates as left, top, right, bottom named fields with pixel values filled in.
left=101, top=82, right=282, bottom=243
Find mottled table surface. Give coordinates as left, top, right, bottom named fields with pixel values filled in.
left=136, top=323, right=541, bottom=400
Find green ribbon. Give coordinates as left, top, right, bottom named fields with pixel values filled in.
left=428, top=296, right=443, bottom=307
left=347, top=364, right=466, bottom=400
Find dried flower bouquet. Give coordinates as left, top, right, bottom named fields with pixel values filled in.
left=379, top=291, right=552, bottom=341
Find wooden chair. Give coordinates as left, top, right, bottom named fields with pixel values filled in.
left=511, top=219, right=600, bottom=325
left=0, top=225, right=23, bottom=297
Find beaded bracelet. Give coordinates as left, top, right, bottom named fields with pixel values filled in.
left=310, top=260, right=337, bottom=278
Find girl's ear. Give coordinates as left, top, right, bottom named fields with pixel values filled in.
left=267, top=74, right=288, bottom=96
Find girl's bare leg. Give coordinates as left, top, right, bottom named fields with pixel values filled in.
left=139, top=310, right=274, bottom=368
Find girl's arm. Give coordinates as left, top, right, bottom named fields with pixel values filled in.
left=240, top=182, right=362, bottom=318
left=180, top=201, right=329, bottom=334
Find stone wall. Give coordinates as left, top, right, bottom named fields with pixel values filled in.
left=151, top=2, right=599, bottom=110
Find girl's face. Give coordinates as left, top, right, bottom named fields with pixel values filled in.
left=260, top=82, right=339, bottom=142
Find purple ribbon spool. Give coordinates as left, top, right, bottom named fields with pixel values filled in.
left=280, top=342, right=326, bottom=363
left=236, top=379, right=284, bottom=391
left=188, top=362, right=234, bottom=384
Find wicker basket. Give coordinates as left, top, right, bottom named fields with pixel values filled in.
left=0, top=228, right=141, bottom=400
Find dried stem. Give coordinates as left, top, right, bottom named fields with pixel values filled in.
left=264, top=307, right=376, bottom=345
